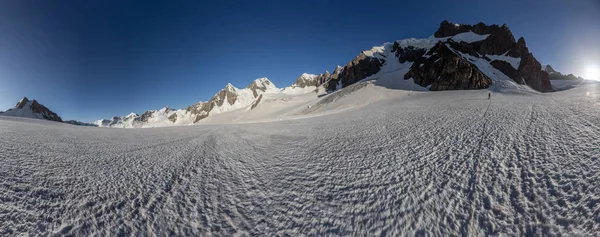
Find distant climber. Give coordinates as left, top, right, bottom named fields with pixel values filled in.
left=488, top=93, right=491, bottom=100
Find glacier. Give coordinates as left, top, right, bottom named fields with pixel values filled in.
left=1, top=80, right=599, bottom=236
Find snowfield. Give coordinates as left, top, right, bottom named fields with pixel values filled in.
left=1, top=82, right=600, bottom=236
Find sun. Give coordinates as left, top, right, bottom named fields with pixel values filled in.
left=584, top=64, right=599, bottom=80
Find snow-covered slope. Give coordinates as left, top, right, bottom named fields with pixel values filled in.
left=2, top=81, right=599, bottom=236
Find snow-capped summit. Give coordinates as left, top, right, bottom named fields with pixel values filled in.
left=247, top=77, right=278, bottom=95
left=126, top=113, right=138, bottom=118
left=2, top=97, right=63, bottom=122
left=16, top=97, right=29, bottom=108
left=291, top=73, right=318, bottom=88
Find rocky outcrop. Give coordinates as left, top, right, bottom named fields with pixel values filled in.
left=293, top=69, right=340, bottom=91
left=246, top=78, right=273, bottom=97
left=321, top=21, right=550, bottom=93
left=250, top=94, right=263, bottom=110
left=326, top=53, right=383, bottom=91
left=518, top=52, right=551, bottom=91
left=434, top=21, right=552, bottom=92
left=429, top=21, right=552, bottom=92
left=339, top=53, right=384, bottom=88
left=392, top=44, right=427, bottom=63
left=435, top=21, right=516, bottom=54
left=490, top=60, right=523, bottom=83
left=138, top=110, right=155, bottom=123
left=325, top=66, right=344, bottom=91
left=168, top=113, right=177, bottom=123
left=434, top=21, right=472, bottom=38
left=404, top=42, right=492, bottom=90
left=212, top=84, right=238, bottom=107
left=185, top=102, right=211, bottom=123
left=474, top=25, right=516, bottom=56
left=292, top=73, right=319, bottom=88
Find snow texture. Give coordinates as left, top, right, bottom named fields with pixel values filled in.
left=486, top=53, right=522, bottom=70
left=450, top=31, right=490, bottom=43
left=1, top=81, right=599, bottom=236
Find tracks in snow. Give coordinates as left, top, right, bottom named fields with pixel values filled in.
left=1, top=89, right=599, bottom=236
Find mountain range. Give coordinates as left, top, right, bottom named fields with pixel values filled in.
left=0, top=21, right=590, bottom=128
left=542, top=64, right=583, bottom=80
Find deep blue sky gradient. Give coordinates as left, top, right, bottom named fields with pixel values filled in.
left=1, top=0, right=599, bottom=121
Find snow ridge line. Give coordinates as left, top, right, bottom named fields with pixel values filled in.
left=465, top=99, right=492, bottom=236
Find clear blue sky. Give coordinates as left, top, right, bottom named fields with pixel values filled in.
left=1, top=0, right=598, bottom=122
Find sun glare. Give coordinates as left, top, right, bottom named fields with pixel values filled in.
left=584, top=64, right=599, bottom=80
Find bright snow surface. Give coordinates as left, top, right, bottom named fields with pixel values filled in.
left=1, top=82, right=600, bottom=236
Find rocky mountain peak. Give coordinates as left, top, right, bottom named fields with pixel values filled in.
left=543, top=64, right=558, bottom=74
left=541, top=65, right=579, bottom=80
left=5, top=97, right=63, bottom=122
left=225, top=83, right=236, bottom=91
left=247, top=77, right=276, bottom=97
left=16, top=97, right=30, bottom=109
left=423, top=21, right=551, bottom=91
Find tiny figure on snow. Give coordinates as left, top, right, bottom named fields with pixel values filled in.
left=488, top=93, right=491, bottom=100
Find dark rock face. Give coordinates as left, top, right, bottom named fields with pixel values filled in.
left=314, top=72, right=331, bottom=86
left=293, top=72, right=331, bottom=88
left=138, top=110, right=155, bottom=123
left=429, top=21, right=552, bottom=92
left=519, top=53, right=552, bottom=91
left=434, top=20, right=471, bottom=38
left=250, top=94, right=263, bottom=110
left=435, top=21, right=517, bottom=55
left=213, top=85, right=238, bottom=107
left=475, top=25, right=516, bottom=56
left=404, top=42, right=492, bottom=90
left=323, top=21, right=551, bottom=93
left=490, top=60, right=523, bottom=84
left=185, top=102, right=212, bottom=123
left=15, top=97, right=30, bottom=109
left=448, top=40, right=480, bottom=57
left=507, top=37, right=527, bottom=58
left=168, top=113, right=177, bottom=123
left=392, top=43, right=427, bottom=63
left=325, top=66, right=344, bottom=92
left=338, top=53, right=384, bottom=88
left=247, top=80, right=271, bottom=97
